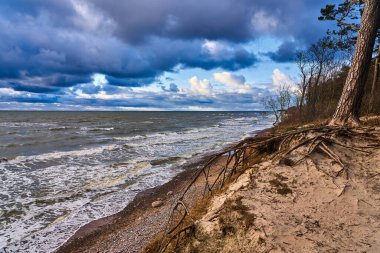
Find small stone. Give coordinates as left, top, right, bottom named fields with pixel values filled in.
left=152, top=200, right=163, bottom=208
left=167, top=191, right=173, bottom=196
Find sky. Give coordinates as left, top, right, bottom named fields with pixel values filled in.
left=0, top=0, right=338, bottom=111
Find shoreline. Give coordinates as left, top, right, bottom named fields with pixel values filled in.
left=56, top=157, right=203, bottom=253
left=56, top=127, right=273, bottom=253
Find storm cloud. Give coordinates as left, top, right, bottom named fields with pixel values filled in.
left=0, top=0, right=336, bottom=109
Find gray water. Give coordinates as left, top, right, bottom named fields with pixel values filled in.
left=0, top=111, right=274, bottom=252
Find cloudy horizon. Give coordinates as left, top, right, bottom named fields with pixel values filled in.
left=0, top=0, right=338, bottom=111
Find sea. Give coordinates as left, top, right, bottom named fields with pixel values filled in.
left=0, top=111, right=274, bottom=252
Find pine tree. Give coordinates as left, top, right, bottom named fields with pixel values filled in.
left=329, top=0, right=380, bottom=127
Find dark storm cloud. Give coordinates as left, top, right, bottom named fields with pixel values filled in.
left=0, top=0, right=335, bottom=98
left=92, top=0, right=331, bottom=44
left=0, top=7, right=257, bottom=93
left=13, top=96, right=58, bottom=104
left=106, top=76, right=157, bottom=87
left=91, top=0, right=254, bottom=43
left=0, top=74, right=92, bottom=93
left=265, top=41, right=298, bottom=63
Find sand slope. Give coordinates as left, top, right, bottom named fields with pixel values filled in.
left=181, top=129, right=380, bottom=253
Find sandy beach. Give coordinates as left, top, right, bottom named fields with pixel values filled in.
left=56, top=127, right=273, bottom=253
left=56, top=151, right=236, bottom=253
left=56, top=123, right=380, bottom=253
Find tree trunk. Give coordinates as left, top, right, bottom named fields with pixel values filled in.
left=299, top=86, right=306, bottom=111
left=299, top=75, right=307, bottom=112
left=329, top=0, right=380, bottom=127
left=312, top=63, right=323, bottom=113
left=306, top=70, right=314, bottom=113
left=369, top=39, right=380, bottom=113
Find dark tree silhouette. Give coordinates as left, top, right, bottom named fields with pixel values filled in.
left=319, top=0, right=363, bottom=55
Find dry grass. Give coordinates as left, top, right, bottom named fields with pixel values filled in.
left=220, top=196, right=256, bottom=232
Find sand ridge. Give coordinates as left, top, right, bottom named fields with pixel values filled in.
left=178, top=128, right=380, bottom=253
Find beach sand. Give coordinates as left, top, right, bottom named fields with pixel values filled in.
left=172, top=126, right=380, bottom=252
left=57, top=124, right=380, bottom=253
left=56, top=152, right=232, bottom=253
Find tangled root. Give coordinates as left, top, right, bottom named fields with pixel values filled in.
left=157, top=126, right=380, bottom=252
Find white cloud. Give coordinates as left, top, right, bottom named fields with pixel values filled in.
left=271, top=68, right=297, bottom=91
left=213, top=72, right=245, bottom=88
left=0, top=88, right=23, bottom=96
left=188, top=76, right=213, bottom=96
left=75, top=89, right=134, bottom=100
left=251, top=10, right=279, bottom=33
left=213, top=72, right=253, bottom=94
left=187, top=106, right=221, bottom=111
left=201, top=40, right=237, bottom=59
left=92, top=73, right=108, bottom=87
left=74, top=89, right=91, bottom=99
left=202, top=40, right=225, bottom=56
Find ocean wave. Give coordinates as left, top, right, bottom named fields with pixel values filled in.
left=232, top=116, right=258, bottom=121
left=4, top=144, right=120, bottom=164
left=113, top=132, right=174, bottom=142
left=49, top=127, right=72, bottom=131
left=83, top=174, right=132, bottom=191
left=90, top=127, right=114, bottom=132
left=114, top=127, right=215, bottom=145
left=80, top=127, right=115, bottom=132
left=0, top=112, right=276, bottom=252
left=113, top=135, right=147, bottom=142
left=0, top=162, right=179, bottom=253
left=0, top=122, right=57, bottom=128
left=180, top=127, right=214, bottom=134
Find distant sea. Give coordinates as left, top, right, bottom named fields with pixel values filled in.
left=0, top=111, right=274, bottom=252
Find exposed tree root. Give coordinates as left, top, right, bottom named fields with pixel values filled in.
left=156, top=126, right=380, bottom=253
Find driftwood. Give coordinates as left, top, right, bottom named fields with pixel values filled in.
left=157, top=126, right=380, bottom=252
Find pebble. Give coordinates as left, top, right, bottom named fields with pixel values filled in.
left=152, top=200, right=163, bottom=208
left=167, top=191, right=173, bottom=196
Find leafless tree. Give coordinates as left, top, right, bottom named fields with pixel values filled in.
left=295, top=50, right=316, bottom=112
left=308, top=38, right=336, bottom=113
left=264, top=85, right=292, bottom=125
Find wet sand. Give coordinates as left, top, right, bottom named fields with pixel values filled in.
left=56, top=153, right=234, bottom=253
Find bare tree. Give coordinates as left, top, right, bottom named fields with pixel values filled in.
left=296, top=50, right=317, bottom=112
left=329, top=0, right=380, bottom=127
left=296, top=51, right=309, bottom=111
left=308, top=38, right=336, bottom=113
left=264, top=96, right=281, bottom=124
left=264, top=85, right=292, bottom=125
